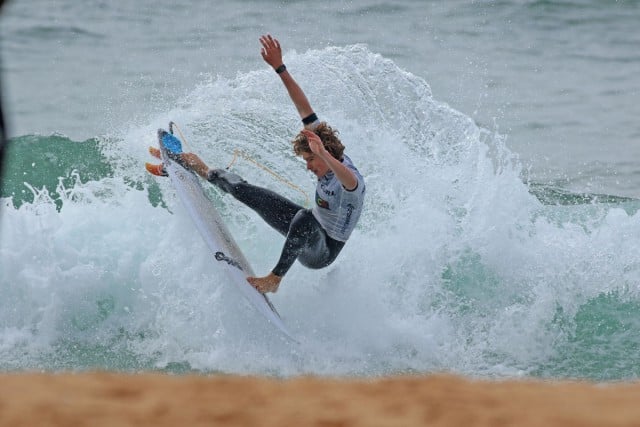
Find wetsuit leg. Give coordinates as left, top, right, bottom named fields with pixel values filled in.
left=208, top=169, right=345, bottom=277
left=207, top=168, right=302, bottom=236
left=272, top=209, right=345, bottom=277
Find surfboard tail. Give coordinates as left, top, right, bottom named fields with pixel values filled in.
left=157, top=128, right=183, bottom=154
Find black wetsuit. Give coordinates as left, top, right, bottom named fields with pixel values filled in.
left=207, top=169, right=345, bottom=277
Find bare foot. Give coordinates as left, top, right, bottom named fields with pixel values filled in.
left=247, top=272, right=282, bottom=293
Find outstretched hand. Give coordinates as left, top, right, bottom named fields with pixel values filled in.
left=259, top=34, right=284, bottom=69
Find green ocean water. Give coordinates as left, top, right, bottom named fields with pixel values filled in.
left=1, top=135, right=166, bottom=210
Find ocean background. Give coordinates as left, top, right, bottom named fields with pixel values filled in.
left=1, top=0, right=640, bottom=380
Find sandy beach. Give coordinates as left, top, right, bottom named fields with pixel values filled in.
left=2, top=373, right=640, bottom=426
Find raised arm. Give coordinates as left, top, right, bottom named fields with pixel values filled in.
left=259, top=34, right=315, bottom=122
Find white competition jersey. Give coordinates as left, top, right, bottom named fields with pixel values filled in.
left=311, top=154, right=366, bottom=242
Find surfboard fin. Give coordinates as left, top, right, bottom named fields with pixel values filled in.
left=148, top=146, right=161, bottom=159
left=145, top=162, right=168, bottom=177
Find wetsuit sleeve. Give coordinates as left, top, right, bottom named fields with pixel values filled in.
left=344, top=163, right=365, bottom=192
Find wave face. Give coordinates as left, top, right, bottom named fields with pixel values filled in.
left=2, top=45, right=640, bottom=380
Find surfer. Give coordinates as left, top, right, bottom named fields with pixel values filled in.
left=179, top=34, right=366, bottom=293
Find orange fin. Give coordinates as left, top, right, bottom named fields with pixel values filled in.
left=145, top=162, right=168, bottom=177
left=148, top=146, right=161, bottom=159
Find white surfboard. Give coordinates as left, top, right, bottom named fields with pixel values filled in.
left=153, top=126, right=295, bottom=341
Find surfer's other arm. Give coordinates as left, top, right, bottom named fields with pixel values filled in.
left=259, top=34, right=317, bottom=128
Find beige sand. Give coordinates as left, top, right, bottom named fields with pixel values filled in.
left=2, top=373, right=640, bottom=427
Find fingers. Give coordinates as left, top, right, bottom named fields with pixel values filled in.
left=260, top=34, right=275, bottom=45
left=301, top=129, right=320, bottom=141
left=259, top=34, right=280, bottom=51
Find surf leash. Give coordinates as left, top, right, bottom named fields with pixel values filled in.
left=226, top=149, right=310, bottom=207
left=168, top=121, right=310, bottom=207
left=168, top=121, right=192, bottom=152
